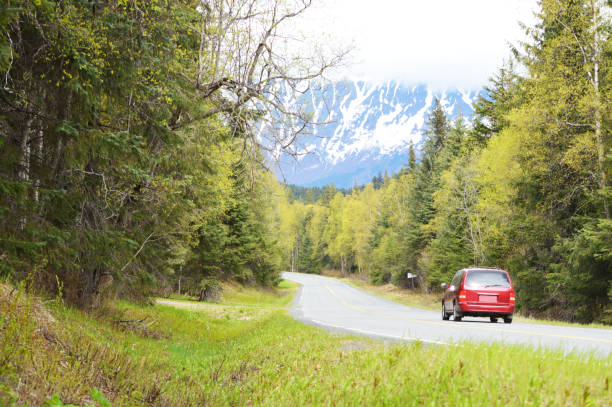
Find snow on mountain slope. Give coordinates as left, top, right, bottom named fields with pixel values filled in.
left=276, top=80, right=480, bottom=188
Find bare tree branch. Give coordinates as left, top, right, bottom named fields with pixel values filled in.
left=191, top=0, right=349, bottom=167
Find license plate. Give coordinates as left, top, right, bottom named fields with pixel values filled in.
left=479, top=295, right=497, bottom=303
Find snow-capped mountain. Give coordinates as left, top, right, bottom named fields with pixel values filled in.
left=277, top=81, right=480, bottom=188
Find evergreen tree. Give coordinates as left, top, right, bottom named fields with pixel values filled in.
left=320, top=183, right=339, bottom=206
left=468, top=60, right=522, bottom=150
left=424, top=98, right=450, bottom=153
left=305, top=189, right=316, bottom=204
left=408, top=142, right=417, bottom=172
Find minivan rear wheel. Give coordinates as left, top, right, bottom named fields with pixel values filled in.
left=490, top=317, right=498, bottom=323
left=504, top=316, right=513, bottom=324
left=453, top=302, right=462, bottom=321
left=442, top=302, right=450, bottom=320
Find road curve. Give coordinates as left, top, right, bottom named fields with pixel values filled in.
left=282, top=272, right=612, bottom=356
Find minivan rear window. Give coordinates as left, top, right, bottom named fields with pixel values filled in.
left=465, top=270, right=510, bottom=288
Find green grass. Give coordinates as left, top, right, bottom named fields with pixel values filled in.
left=220, top=280, right=299, bottom=307
left=160, top=280, right=299, bottom=308
left=164, top=292, right=197, bottom=301
left=1, top=281, right=611, bottom=406
left=511, top=315, right=612, bottom=329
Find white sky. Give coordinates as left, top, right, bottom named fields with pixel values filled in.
left=298, top=0, right=539, bottom=90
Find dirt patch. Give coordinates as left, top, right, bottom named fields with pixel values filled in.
left=321, top=269, right=343, bottom=278
left=156, top=299, right=271, bottom=320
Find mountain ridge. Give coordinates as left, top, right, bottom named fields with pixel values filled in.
left=277, top=80, right=480, bottom=188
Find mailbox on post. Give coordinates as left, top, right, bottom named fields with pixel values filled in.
left=406, top=272, right=416, bottom=289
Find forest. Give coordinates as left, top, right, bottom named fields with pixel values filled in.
left=0, top=0, right=610, bottom=324
left=278, top=0, right=612, bottom=323
left=0, top=0, right=344, bottom=308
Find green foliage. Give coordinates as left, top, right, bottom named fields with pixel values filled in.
left=286, top=184, right=350, bottom=204
left=551, top=218, right=612, bottom=321
left=296, top=214, right=318, bottom=274
left=44, top=395, right=78, bottom=407
left=0, top=0, right=285, bottom=306
left=45, top=389, right=111, bottom=407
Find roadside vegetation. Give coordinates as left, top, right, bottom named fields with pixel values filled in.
left=278, top=0, right=612, bottom=325
left=160, top=280, right=299, bottom=308
left=2, top=282, right=611, bottom=407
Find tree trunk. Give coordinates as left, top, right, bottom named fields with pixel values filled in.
left=457, top=167, right=485, bottom=265
left=591, top=0, right=609, bottom=219
left=295, top=239, right=299, bottom=273
left=18, top=117, right=33, bottom=230
left=33, top=126, right=43, bottom=204
left=52, top=92, right=72, bottom=182
left=18, top=117, right=32, bottom=182
left=82, top=268, right=114, bottom=309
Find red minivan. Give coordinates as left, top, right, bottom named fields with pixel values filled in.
left=441, top=268, right=515, bottom=323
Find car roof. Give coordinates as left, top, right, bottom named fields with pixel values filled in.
left=464, top=267, right=506, bottom=272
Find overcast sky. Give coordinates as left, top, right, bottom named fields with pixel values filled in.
left=298, top=0, right=538, bottom=90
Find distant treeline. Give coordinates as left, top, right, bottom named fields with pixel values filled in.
left=286, top=184, right=349, bottom=204
left=286, top=170, right=407, bottom=204
left=278, top=0, right=612, bottom=324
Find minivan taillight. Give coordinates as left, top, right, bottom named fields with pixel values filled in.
left=459, top=290, right=467, bottom=301
left=509, top=291, right=516, bottom=303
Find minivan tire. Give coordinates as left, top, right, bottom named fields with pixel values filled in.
left=442, top=302, right=450, bottom=320
left=453, top=302, right=462, bottom=321
left=490, top=317, right=498, bottom=323
left=504, top=316, right=513, bottom=324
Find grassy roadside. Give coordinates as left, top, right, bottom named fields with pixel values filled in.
left=163, top=280, right=299, bottom=308
left=1, top=281, right=611, bottom=406
left=332, top=274, right=612, bottom=330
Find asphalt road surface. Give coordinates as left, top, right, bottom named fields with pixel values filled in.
left=282, top=272, right=612, bottom=356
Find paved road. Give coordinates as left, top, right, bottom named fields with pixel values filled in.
left=282, top=272, right=612, bottom=356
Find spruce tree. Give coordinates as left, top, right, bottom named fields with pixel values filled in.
left=408, top=142, right=417, bottom=172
